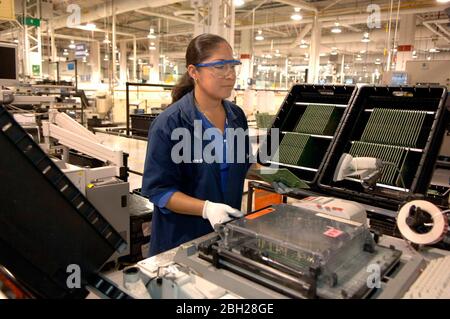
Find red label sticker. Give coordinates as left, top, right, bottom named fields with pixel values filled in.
left=323, top=227, right=344, bottom=238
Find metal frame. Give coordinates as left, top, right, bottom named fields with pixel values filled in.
left=125, top=82, right=173, bottom=136
left=23, top=0, right=42, bottom=78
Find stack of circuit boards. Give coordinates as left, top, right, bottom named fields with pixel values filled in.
left=261, top=85, right=356, bottom=184
left=318, top=85, right=448, bottom=207
left=349, top=108, right=427, bottom=188
left=255, top=112, right=275, bottom=129
left=273, top=104, right=341, bottom=168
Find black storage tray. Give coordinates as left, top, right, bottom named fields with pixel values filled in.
left=0, top=105, right=126, bottom=298
left=318, top=85, right=448, bottom=209
left=258, top=84, right=356, bottom=185
left=130, top=113, right=158, bottom=137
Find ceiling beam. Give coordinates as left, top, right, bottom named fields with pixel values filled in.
left=135, top=9, right=196, bottom=25
left=275, top=0, right=318, bottom=13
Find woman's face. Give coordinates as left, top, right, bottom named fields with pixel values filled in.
left=190, top=41, right=236, bottom=100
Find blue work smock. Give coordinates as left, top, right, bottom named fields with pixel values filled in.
left=142, top=90, right=251, bottom=256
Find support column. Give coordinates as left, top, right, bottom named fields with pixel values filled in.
left=133, top=37, right=137, bottom=81
left=149, top=39, right=160, bottom=83
left=50, top=22, right=57, bottom=62
left=119, top=41, right=127, bottom=84
left=395, top=14, right=416, bottom=71
left=112, top=8, right=117, bottom=83
left=307, top=14, right=321, bottom=83
left=239, top=29, right=253, bottom=89
left=90, top=41, right=101, bottom=84
left=192, top=3, right=204, bottom=36
left=205, top=0, right=235, bottom=47
left=23, top=0, right=43, bottom=78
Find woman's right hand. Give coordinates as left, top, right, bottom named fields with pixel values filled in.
left=202, top=200, right=244, bottom=229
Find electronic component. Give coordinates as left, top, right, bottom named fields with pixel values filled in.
left=0, top=42, right=19, bottom=87
left=199, top=204, right=401, bottom=299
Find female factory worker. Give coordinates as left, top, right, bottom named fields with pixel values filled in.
left=142, top=33, right=251, bottom=256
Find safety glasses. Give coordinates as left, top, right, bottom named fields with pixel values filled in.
left=194, top=59, right=242, bottom=79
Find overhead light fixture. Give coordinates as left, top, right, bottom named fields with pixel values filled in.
left=147, top=28, right=157, bottom=39
left=319, top=52, right=327, bottom=57
left=103, top=34, right=111, bottom=44
left=83, top=23, right=96, bottom=31
left=104, top=54, right=109, bottom=61
left=412, top=50, right=417, bottom=58
left=436, top=0, right=450, bottom=3
left=355, top=54, right=362, bottom=61
left=360, top=50, right=366, bottom=54
left=82, top=57, right=87, bottom=63
left=255, top=30, right=264, bottom=41
left=63, top=49, right=69, bottom=56
left=344, top=64, right=350, bottom=70
left=13, top=39, right=19, bottom=43
left=149, top=46, right=156, bottom=51
left=274, top=49, right=281, bottom=57
left=331, top=50, right=338, bottom=56
left=361, top=32, right=370, bottom=43
left=291, top=7, right=302, bottom=21
left=234, top=0, right=245, bottom=7
left=128, top=56, right=134, bottom=60
left=427, top=55, right=431, bottom=61
left=429, top=48, right=440, bottom=53
left=375, top=58, right=381, bottom=65
left=68, top=40, right=76, bottom=49
left=331, top=22, right=342, bottom=34
left=299, top=40, right=308, bottom=49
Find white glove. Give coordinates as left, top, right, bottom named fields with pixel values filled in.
left=202, top=200, right=244, bottom=229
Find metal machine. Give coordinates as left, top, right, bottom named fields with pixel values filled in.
left=41, top=109, right=130, bottom=260
left=111, top=198, right=447, bottom=300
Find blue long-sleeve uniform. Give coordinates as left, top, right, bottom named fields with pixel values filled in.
left=142, top=90, right=251, bottom=256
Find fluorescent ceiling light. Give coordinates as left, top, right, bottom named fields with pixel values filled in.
left=147, top=28, right=157, bottom=39
left=82, top=23, right=97, bottom=31
left=361, top=32, right=370, bottom=43
left=331, top=22, right=341, bottom=34
left=255, top=30, right=264, bottom=41
left=103, top=35, right=111, bottom=44
left=291, top=9, right=303, bottom=21
left=234, top=0, right=245, bottom=7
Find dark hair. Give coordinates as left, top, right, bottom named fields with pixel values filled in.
left=171, top=33, right=229, bottom=103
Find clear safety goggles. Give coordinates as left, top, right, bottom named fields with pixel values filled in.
left=194, top=59, right=242, bottom=79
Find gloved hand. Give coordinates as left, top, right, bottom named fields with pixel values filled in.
left=202, top=200, right=244, bottom=229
